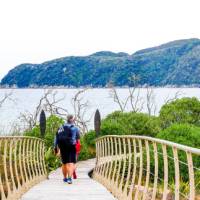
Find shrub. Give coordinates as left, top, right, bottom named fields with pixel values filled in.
left=157, top=123, right=200, bottom=148
left=25, top=115, right=64, bottom=149
left=156, top=123, right=200, bottom=183
left=78, top=130, right=96, bottom=161
left=159, top=97, right=200, bottom=129
left=45, top=147, right=61, bottom=172
left=24, top=115, right=64, bottom=172
left=100, top=111, right=161, bottom=137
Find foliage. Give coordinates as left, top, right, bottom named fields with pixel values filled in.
left=25, top=115, right=64, bottom=148
left=159, top=97, right=200, bottom=129
left=78, top=130, right=96, bottom=161
left=100, top=111, right=161, bottom=137
left=156, top=123, right=200, bottom=182
left=45, top=147, right=61, bottom=172
left=157, top=123, right=200, bottom=148
left=25, top=115, right=64, bottom=172
left=2, top=39, right=200, bottom=87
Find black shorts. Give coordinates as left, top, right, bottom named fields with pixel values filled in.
left=59, top=144, right=76, bottom=164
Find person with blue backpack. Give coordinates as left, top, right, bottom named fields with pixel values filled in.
left=54, top=114, right=80, bottom=184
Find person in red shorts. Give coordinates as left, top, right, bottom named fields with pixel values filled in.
left=73, top=138, right=81, bottom=179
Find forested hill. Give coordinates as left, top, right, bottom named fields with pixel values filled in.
left=2, top=38, right=200, bottom=88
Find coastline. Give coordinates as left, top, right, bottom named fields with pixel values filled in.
left=0, top=85, right=200, bottom=90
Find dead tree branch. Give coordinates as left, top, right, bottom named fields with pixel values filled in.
left=71, top=88, right=91, bottom=134
left=164, top=90, right=183, bottom=104
left=0, top=91, right=14, bottom=108
left=109, top=86, right=144, bottom=112
left=19, top=89, right=92, bottom=134
left=19, top=89, right=67, bottom=130
left=109, top=86, right=128, bottom=112
left=146, top=87, right=157, bottom=116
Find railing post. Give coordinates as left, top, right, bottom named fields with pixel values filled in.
left=142, top=140, right=150, bottom=200
left=123, top=138, right=132, bottom=199
left=186, top=151, right=195, bottom=200
left=162, top=144, right=168, bottom=200
left=0, top=139, right=6, bottom=200
left=134, top=139, right=143, bottom=200
left=152, top=142, right=158, bottom=200
left=3, top=139, right=11, bottom=198
left=129, top=138, right=137, bottom=200
left=9, top=139, right=17, bottom=196
left=173, top=147, right=180, bottom=200
left=104, top=137, right=111, bottom=189
left=119, top=138, right=127, bottom=197
left=107, top=137, right=114, bottom=190
left=115, top=137, right=122, bottom=198
left=110, top=137, right=118, bottom=194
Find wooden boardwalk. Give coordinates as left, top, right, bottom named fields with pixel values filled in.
left=21, top=159, right=116, bottom=200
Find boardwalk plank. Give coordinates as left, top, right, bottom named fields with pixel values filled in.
left=21, top=159, right=116, bottom=200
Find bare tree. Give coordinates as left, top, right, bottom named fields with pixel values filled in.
left=9, top=121, right=24, bottom=136
left=146, top=87, right=157, bottom=116
left=43, top=88, right=92, bottom=134
left=19, top=89, right=67, bottom=130
left=128, top=87, right=144, bottom=112
left=71, top=88, right=92, bottom=134
left=19, top=89, right=92, bottom=134
left=164, top=90, right=183, bottom=104
left=42, top=90, right=68, bottom=116
left=109, top=86, right=128, bottom=112
left=109, top=86, right=144, bottom=112
left=19, top=111, right=37, bottom=130
left=109, top=74, right=144, bottom=112
left=0, top=91, right=14, bottom=108
left=19, top=90, right=49, bottom=130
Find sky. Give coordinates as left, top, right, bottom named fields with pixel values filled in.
left=0, top=0, right=200, bottom=80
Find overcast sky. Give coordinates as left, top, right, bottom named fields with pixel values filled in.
left=0, top=0, right=199, bottom=80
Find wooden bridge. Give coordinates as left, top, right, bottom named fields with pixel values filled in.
left=1, top=135, right=200, bottom=200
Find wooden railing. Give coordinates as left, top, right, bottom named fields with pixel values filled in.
left=93, top=135, right=200, bottom=200
left=0, top=136, right=47, bottom=200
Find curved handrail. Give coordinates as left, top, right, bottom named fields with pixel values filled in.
left=96, top=135, right=200, bottom=155
left=93, top=135, right=200, bottom=200
left=0, top=136, right=47, bottom=200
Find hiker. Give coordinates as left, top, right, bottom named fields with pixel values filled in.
left=73, top=138, right=81, bottom=179
left=54, top=114, right=80, bottom=184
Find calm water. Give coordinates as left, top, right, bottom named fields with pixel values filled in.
left=0, top=88, right=200, bottom=134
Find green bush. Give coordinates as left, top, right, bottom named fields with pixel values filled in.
left=78, top=130, right=96, bottom=161
left=25, top=115, right=64, bottom=148
left=45, top=147, right=61, bottom=172
left=100, top=111, right=161, bottom=137
left=159, top=97, right=200, bottom=129
left=24, top=115, right=65, bottom=172
left=156, top=123, right=200, bottom=183
left=157, top=123, right=200, bottom=148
